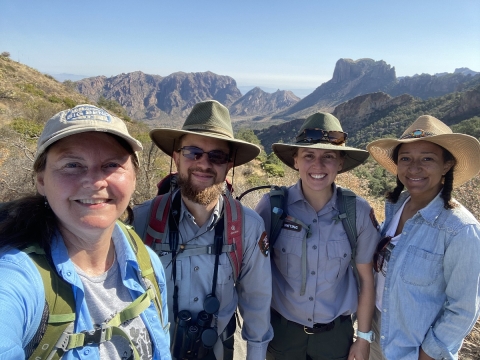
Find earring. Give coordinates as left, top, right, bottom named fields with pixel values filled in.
left=44, top=196, right=49, bottom=209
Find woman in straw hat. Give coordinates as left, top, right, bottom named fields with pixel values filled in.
left=256, top=112, right=380, bottom=360
left=0, top=105, right=171, bottom=359
left=367, top=115, right=480, bottom=360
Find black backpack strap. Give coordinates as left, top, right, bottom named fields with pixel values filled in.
left=335, top=187, right=360, bottom=290
left=269, top=186, right=288, bottom=247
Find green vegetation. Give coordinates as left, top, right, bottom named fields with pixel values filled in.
left=10, top=118, right=44, bottom=139
left=16, top=83, right=45, bottom=97
left=98, top=96, right=131, bottom=122
left=451, top=116, right=480, bottom=139
left=352, top=159, right=396, bottom=198
left=63, top=97, right=77, bottom=108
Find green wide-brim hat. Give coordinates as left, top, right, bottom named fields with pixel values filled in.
left=272, top=112, right=369, bottom=173
left=149, top=100, right=260, bottom=166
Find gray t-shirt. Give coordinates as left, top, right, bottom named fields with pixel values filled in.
left=76, top=259, right=153, bottom=360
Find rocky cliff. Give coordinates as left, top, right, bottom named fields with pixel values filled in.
left=273, top=58, right=479, bottom=121
left=229, top=87, right=300, bottom=117
left=76, top=71, right=243, bottom=125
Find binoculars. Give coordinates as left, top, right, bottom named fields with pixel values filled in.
left=171, top=310, right=218, bottom=359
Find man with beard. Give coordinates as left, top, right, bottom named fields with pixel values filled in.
left=132, top=100, right=273, bottom=360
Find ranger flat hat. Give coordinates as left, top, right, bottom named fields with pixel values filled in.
left=272, top=112, right=369, bottom=173
left=149, top=100, right=260, bottom=166
left=367, top=115, right=480, bottom=187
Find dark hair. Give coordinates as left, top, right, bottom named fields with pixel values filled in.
left=385, top=144, right=456, bottom=209
left=0, top=134, right=138, bottom=252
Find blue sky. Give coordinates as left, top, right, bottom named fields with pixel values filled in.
left=1, top=0, right=479, bottom=94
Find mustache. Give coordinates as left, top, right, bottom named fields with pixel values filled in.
left=187, top=167, right=217, bottom=177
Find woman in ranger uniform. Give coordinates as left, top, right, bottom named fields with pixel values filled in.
left=256, top=112, right=380, bottom=360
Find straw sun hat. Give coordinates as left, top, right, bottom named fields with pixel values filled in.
left=367, top=115, right=480, bottom=187
left=149, top=100, right=260, bottom=167
left=272, top=112, right=369, bottom=173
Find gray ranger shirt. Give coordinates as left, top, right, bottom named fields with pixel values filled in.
left=133, top=191, right=273, bottom=360
left=255, top=181, right=379, bottom=327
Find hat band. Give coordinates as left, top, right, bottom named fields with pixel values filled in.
left=182, top=125, right=234, bottom=139
left=400, top=129, right=435, bottom=139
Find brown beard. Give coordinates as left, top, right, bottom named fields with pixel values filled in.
left=177, top=167, right=225, bottom=206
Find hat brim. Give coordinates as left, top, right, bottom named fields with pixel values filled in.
left=367, top=134, right=480, bottom=187
left=150, top=128, right=261, bottom=167
left=272, top=142, right=369, bottom=173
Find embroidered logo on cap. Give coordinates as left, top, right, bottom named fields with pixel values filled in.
left=65, top=105, right=112, bottom=122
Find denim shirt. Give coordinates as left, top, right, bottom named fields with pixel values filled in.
left=0, top=223, right=171, bottom=360
left=379, top=191, right=480, bottom=360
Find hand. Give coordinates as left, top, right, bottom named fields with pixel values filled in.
left=348, top=338, right=370, bottom=360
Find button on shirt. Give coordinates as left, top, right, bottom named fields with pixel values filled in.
left=255, top=181, right=378, bottom=326
left=0, top=223, right=171, bottom=359
left=378, top=191, right=480, bottom=360
left=133, top=193, right=273, bottom=360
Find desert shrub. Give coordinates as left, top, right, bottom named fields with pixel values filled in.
left=98, top=96, right=131, bottom=122
left=1, top=51, right=10, bottom=58
left=48, top=95, right=62, bottom=103
left=10, top=118, right=44, bottom=139
left=44, top=74, right=57, bottom=81
left=63, top=97, right=77, bottom=108
left=17, top=83, right=45, bottom=97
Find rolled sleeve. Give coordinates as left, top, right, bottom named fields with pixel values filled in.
left=422, top=224, right=480, bottom=359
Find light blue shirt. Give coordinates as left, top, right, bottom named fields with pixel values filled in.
left=378, top=191, right=480, bottom=360
left=0, top=223, right=171, bottom=360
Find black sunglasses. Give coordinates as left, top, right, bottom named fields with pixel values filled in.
left=373, top=236, right=393, bottom=274
left=295, top=128, right=348, bottom=145
left=177, top=146, right=231, bottom=165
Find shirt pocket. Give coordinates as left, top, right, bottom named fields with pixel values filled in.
left=216, top=263, right=234, bottom=285
left=325, top=239, right=351, bottom=284
left=272, top=229, right=305, bottom=280
left=400, top=245, right=443, bottom=286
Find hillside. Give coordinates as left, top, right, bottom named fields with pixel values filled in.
left=254, top=82, right=480, bottom=152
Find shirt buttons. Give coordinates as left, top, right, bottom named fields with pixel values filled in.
left=282, top=248, right=286, bottom=253
left=194, top=266, right=199, bottom=271
left=308, top=318, right=312, bottom=322
left=309, top=296, right=313, bottom=301
left=84, top=348, right=90, bottom=355
left=343, top=253, right=347, bottom=258
left=311, top=271, right=316, bottom=275
left=383, top=309, right=387, bottom=312
left=381, top=335, right=385, bottom=339
left=194, top=297, right=199, bottom=302
left=312, top=245, right=317, bottom=250
left=313, top=219, right=317, bottom=223
left=66, top=271, right=72, bottom=277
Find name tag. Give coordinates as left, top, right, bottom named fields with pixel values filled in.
left=282, top=221, right=302, bottom=232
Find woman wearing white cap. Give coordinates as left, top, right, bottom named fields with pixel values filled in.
left=256, top=112, right=380, bottom=360
left=367, top=115, right=480, bottom=360
left=0, top=105, right=171, bottom=359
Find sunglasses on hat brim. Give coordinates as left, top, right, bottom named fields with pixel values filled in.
left=295, top=128, right=348, bottom=145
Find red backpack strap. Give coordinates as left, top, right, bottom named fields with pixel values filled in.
left=145, top=194, right=171, bottom=250
left=223, top=195, right=244, bottom=282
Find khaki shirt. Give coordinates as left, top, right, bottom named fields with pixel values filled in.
left=255, top=181, right=379, bottom=327
left=134, top=192, right=273, bottom=359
